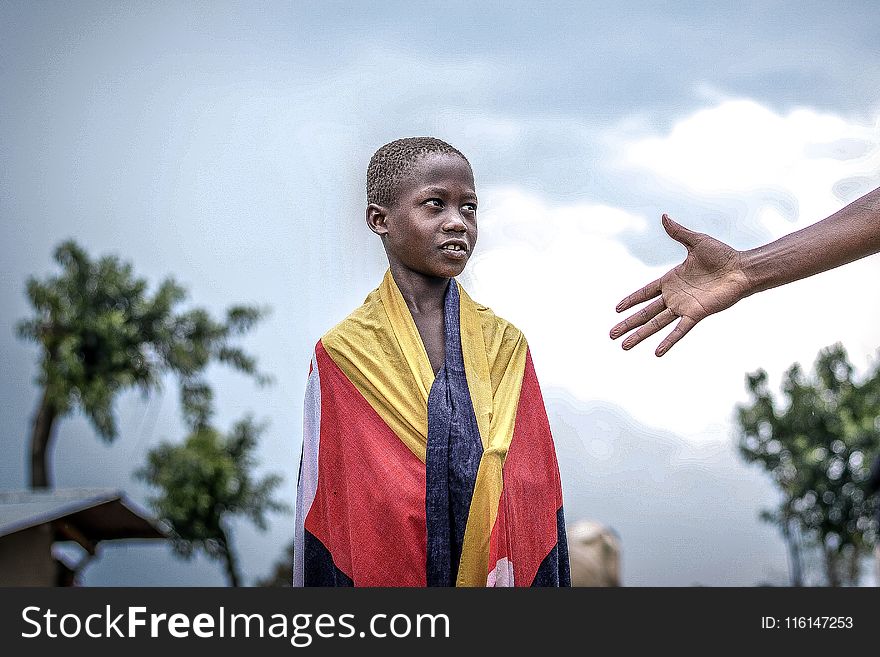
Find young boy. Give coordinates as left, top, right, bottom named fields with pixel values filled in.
left=293, top=137, right=570, bottom=586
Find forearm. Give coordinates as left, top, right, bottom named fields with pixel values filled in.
left=740, top=186, right=880, bottom=296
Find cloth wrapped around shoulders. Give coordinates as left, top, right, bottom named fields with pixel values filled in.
left=294, top=269, right=570, bottom=586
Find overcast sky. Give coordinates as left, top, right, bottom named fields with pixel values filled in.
left=1, top=1, right=878, bottom=586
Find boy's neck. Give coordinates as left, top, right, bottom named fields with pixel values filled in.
left=389, top=264, right=449, bottom=316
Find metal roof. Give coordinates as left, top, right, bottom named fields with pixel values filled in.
left=0, top=488, right=167, bottom=543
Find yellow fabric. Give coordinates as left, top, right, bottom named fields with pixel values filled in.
left=321, top=271, right=434, bottom=462
left=320, top=269, right=528, bottom=585
left=455, top=285, right=528, bottom=586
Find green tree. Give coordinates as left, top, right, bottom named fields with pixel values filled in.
left=16, top=240, right=269, bottom=488
left=136, top=416, right=288, bottom=587
left=736, top=343, right=880, bottom=586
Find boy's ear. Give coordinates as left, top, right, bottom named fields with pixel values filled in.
left=366, top=203, right=389, bottom=237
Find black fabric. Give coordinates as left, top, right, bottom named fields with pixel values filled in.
left=303, top=529, right=354, bottom=587
left=531, top=507, right=572, bottom=587
left=425, top=281, right=484, bottom=587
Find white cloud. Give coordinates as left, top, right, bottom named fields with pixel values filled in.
left=464, top=99, right=880, bottom=442
left=620, top=98, right=880, bottom=225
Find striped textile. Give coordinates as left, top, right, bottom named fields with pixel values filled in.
left=293, top=270, right=570, bottom=587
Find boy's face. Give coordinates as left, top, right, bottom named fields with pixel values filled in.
left=368, top=153, right=478, bottom=279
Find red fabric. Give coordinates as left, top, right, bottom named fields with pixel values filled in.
left=304, top=341, right=428, bottom=586
left=488, top=350, right=563, bottom=585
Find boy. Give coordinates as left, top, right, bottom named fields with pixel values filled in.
left=293, top=137, right=570, bottom=586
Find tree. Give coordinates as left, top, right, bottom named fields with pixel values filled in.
left=136, top=416, right=289, bottom=587
left=736, top=343, right=880, bottom=586
left=16, top=240, right=269, bottom=488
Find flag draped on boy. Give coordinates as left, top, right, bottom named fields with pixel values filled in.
left=294, top=270, right=570, bottom=586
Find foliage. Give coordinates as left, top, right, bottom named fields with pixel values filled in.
left=17, top=240, right=269, bottom=486
left=736, top=343, right=880, bottom=586
left=136, top=416, right=289, bottom=586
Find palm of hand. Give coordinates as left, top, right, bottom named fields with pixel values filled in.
left=611, top=215, right=750, bottom=356
left=661, top=237, right=747, bottom=323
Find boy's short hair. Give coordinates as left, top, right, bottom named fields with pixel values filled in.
left=367, top=137, right=470, bottom=207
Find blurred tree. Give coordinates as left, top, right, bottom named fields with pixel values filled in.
left=736, top=343, right=880, bottom=587
left=136, top=416, right=289, bottom=587
left=16, top=240, right=269, bottom=488
left=255, top=540, right=294, bottom=587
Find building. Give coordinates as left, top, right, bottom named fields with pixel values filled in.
left=0, top=488, right=166, bottom=586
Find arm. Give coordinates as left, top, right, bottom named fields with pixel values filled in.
left=610, top=186, right=880, bottom=356
left=741, top=186, right=880, bottom=293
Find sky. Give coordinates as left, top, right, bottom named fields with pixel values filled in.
left=1, top=1, right=879, bottom=586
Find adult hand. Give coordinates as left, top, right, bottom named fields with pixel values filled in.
left=610, top=214, right=752, bottom=356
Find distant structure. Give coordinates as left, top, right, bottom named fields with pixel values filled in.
left=0, top=488, right=166, bottom=586
left=567, top=520, right=622, bottom=586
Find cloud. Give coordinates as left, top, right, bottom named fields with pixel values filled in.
left=546, top=393, right=788, bottom=586
left=620, top=98, right=880, bottom=227
left=463, top=99, right=880, bottom=441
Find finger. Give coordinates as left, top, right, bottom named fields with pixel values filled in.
left=615, top=278, right=662, bottom=313
left=621, top=308, right=677, bottom=350
left=662, top=213, right=701, bottom=250
left=610, top=298, right=666, bottom=339
left=654, top=316, right=698, bottom=357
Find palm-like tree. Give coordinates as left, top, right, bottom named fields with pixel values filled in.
left=17, top=240, right=269, bottom=488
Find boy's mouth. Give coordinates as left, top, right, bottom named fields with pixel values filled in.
left=439, top=239, right=469, bottom=258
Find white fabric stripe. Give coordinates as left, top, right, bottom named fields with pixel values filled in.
left=487, top=557, right=515, bottom=587
left=293, top=351, right=322, bottom=586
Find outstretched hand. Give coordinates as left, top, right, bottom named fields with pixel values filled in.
left=610, top=214, right=751, bottom=356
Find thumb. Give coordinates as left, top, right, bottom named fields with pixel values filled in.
left=662, top=213, right=701, bottom=250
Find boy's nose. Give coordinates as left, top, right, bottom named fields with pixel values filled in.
left=442, top=212, right=468, bottom=232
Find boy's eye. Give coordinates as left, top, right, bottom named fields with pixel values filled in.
left=425, top=198, right=443, bottom=208
left=462, top=204, right=477, bottom=214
